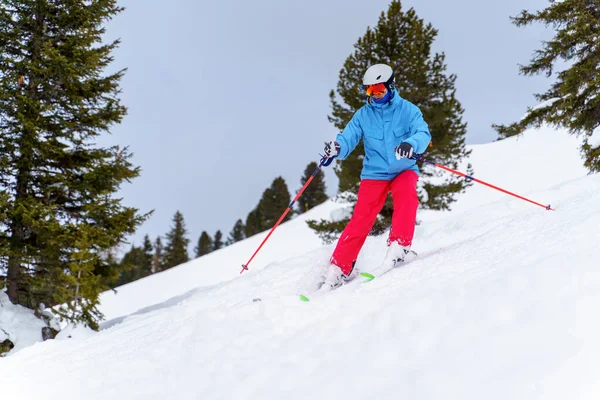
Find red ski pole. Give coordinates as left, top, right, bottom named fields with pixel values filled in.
left=413, top=155, right=554, bottom=211
left=240, top=156, right=329, bottom=274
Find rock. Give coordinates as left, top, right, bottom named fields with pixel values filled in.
left=0, top=339, right=14, bottom=357
left=42, top=326, right=59, bottom=341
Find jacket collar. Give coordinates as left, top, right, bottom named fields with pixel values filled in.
left=366, top=90, right=400, bottom=110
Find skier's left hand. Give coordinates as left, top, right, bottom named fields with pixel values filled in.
left=395, top=142, right=413, bottom=160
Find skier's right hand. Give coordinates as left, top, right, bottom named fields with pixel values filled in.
left=322, top=141, right=340, bottom=167
left=324, top=141, right=340, bottom=158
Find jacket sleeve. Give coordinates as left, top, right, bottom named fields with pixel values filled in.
left=403, top=107, right=431, bottom=155
left=335, top=113, right=363, bottom=160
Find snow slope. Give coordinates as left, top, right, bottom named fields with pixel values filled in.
left=98, top=197, right=348, bottom=322
left=1, top=126, right=599, bottom=400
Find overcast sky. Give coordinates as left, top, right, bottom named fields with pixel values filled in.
left=102, top=0, right=551, bottom=251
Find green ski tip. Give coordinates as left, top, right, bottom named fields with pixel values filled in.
left=360, top=272, right=375, bottom=281
left=299, top=295, right=310, bottom=302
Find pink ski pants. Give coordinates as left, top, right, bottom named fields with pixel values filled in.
left=330, top=170, right=419, bottom=275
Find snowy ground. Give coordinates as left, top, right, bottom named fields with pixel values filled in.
left=0, top=293, right=46, bottom=354
left=1, top=126, right=599, bottom=400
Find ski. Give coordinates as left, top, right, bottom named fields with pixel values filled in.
left=298, top=272, right=375, bottom=302
left=366, top=249, right=418, bottom=279
left=299, top=250, right=418, bottom=302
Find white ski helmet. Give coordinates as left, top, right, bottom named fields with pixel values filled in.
left=363, top=63, right=395, bottom=90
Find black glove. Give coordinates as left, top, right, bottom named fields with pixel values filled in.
left=395, top=142, right=413, bottom=160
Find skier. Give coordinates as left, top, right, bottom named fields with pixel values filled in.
left=321, top=63, right=431, bottom=288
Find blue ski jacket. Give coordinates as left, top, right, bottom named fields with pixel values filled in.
left=335, top=91, right=432, bottom=181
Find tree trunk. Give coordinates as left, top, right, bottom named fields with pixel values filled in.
left=7, top=223, right=24, bottom=304
left=7, top=256, right=20, bottom=304
left=7, top=0, right=45, bottom=305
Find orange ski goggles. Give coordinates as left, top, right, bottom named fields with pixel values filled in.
left=363, top=82, right=387, bottom=97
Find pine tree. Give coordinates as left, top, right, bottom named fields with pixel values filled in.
left=244, top=177, right=293, bottom=237
left=258, top=177, right=292, bottom=228
left=163, top=211, right=189, bottom=269
left=309, top=1, right=472, bottom=241
left=493, top=0, right=600, bottom=172
left=100, top=247, right=123, bottom=289
left=297, top=162, right=328, bottom=213
left=116, top=245, right=143, bottom=286
left=226, top=219, right=245, bottom=245
left=0, top=0, right=147, bottom=326
left=115, top=236, right=152, bottom=287
left=140, top=235, right=153, bottom=277
left=151, top=236, right=164, bottom=273
left=244, top=208, right=265, bottom=238
left=195, top=231, right=213, bottom=257
left=213, top=230, right=223, bottom=251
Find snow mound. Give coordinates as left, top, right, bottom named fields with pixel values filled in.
left=0, top=292, right=45, bottom=354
